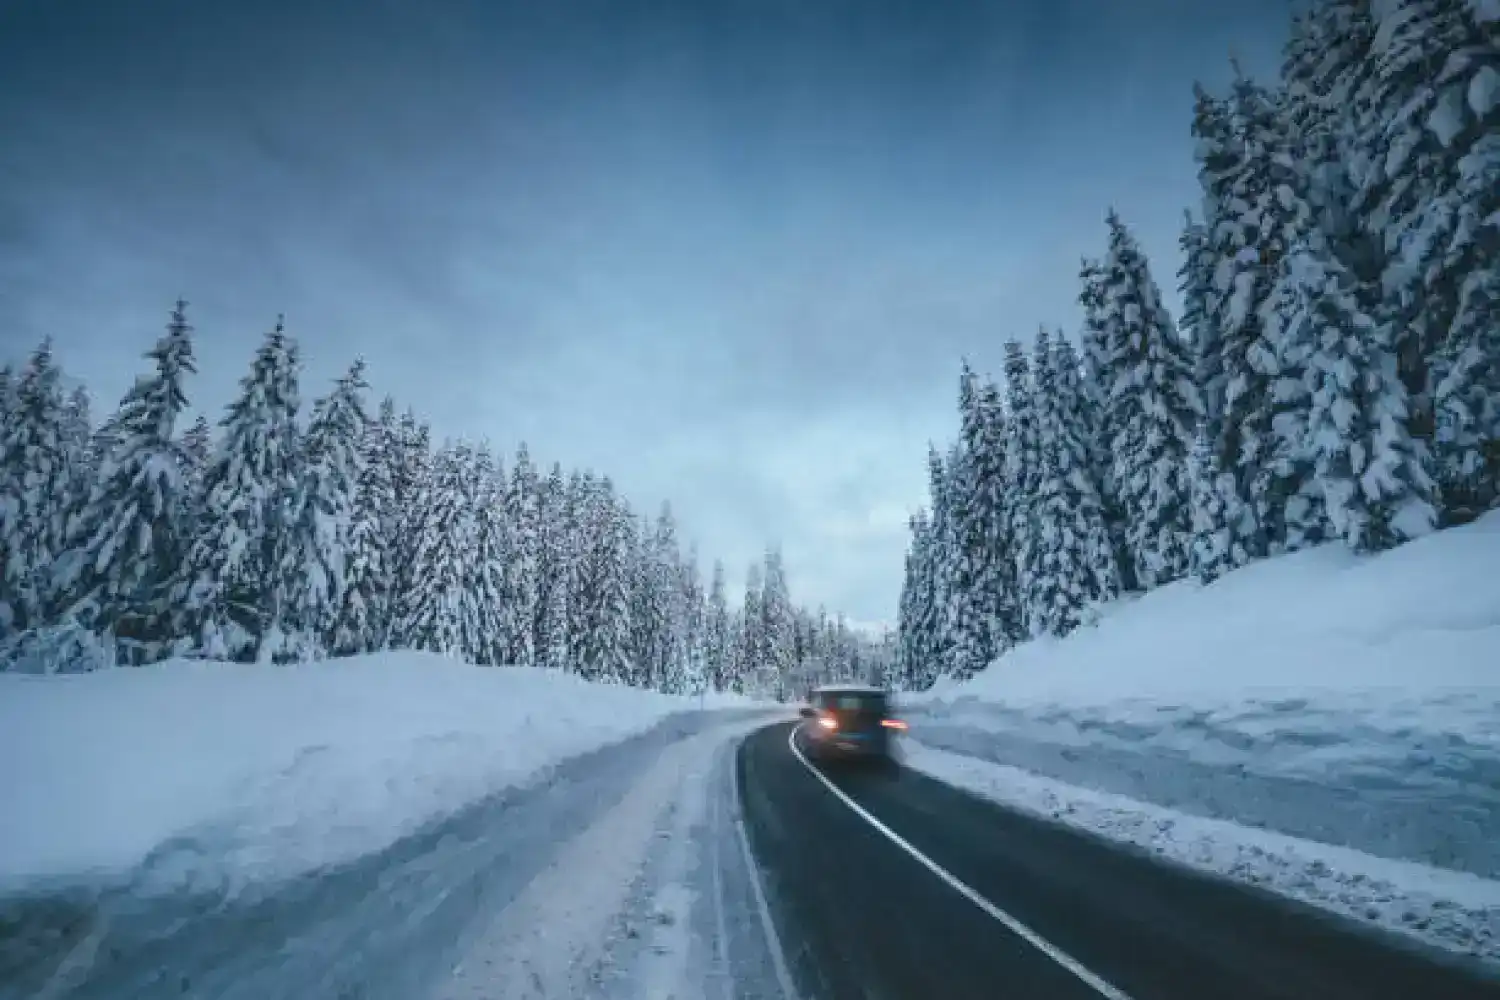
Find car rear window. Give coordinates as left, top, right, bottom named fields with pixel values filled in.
left=819, top=692, right=886, bottom=713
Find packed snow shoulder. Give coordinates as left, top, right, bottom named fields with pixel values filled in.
left=0, top=652, right=765, bottom=891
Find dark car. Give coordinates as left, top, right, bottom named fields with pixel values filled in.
left=797, top=683, right=907, bottom=768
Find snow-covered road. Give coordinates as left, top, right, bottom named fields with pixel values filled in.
left=430, top=714, right=791, bottom=1000
left=0, top=711, right=790, bottom=1000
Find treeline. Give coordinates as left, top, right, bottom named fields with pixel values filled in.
left=897, top=0, right=1499, bottom=689
left=0, top=308, right=889, bottom=697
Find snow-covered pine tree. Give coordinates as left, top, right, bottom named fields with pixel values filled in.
left=1282, top=240, right=1439, bottom=549
left=1344, top=0, right=1500, bottom=520
left=598, top=480, right=637, bottom=683
left=176, top=318, right=301, bottom=661
left=1000, top=337, right=1043, bottom=627
left=533, top=462, right=573, bottom=670
left=0, top=340, right=70, bottom=634
left=945, top=364, right=996, bottom=679
left=336, top=397, right=397, bottom=654
left=177, top=414, right=213, bottom=528
left=1077, top=256, right=1125, bottom=545
left=630, top=503, right=679, bottom=690
left=57, top=385, right=95, bottom=546
left=1094, top=211, right=1199, bottom=586
left=760, top=547, right=796, bottom=701
left=922, top=443, right=963, bottom=678
left=736, top=561, right=764, bottom=695
left=271, top=359, right=367, bottom=662
left=402, top=440, right=475, bottom=657
left=1187, top=429, right=1239, bottom=583
left=57, top=302, right=196, bottom=662
left=705, top=559, right=731, bottom=690
left=500, top=443, right=540, bottom=667
left=466, top=444, right=508, bottom=664
left=657, top=507, right=689, bottom=692
left=677, top=543, right=707, bottom=696
left=1022, top=328, right=1119, bottom=636
left=565, top=471, right=595, bottom=674
left=382, top=409, right=431, bottom=648
left=1192, top=74, right=1314, bottom=561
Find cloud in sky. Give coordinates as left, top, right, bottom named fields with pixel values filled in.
left=0, top=0, right=1289, bottom=624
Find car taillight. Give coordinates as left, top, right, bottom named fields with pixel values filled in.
left=816, top=714, right=838, bottom=730
left=881, top=718, right=908, bottom=731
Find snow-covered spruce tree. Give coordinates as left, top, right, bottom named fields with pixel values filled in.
left=334, top=397, right=397, bottom=654
left=177, top=414, right=213, bottom=535
left=1187, top=429, right=1239, bottom=583
left=269, top=360, right=368, bottom=662
left=0, top=340, right=70, bottom=635
left=533, top=462, right=573, bottom=670
left=1078, top=255, right=1132, bottom=574
left=176, top=319, right=301, bottom=661
left=1282, top=241, right=1439, bottom=549
left=655, top=507, right=689, bottom=693
left=564, top=471, right=595, bottom=674
left=1341, top=0, right=1500, bottom=520
left=629, top=503, right=676, bottom=689
left=1093, top=211, right=1199, bottom=587
left=921, top=443, right=963, bottom=678
left=677, top=543, right=708, bottom=696
left=760, top=547, right=797, bottom=700
left=1022, top=328, right=1119, bottom=637
left=57, top=385, right=95, bottom=541
left=944, top=364, right=997, bottom=679
left=382, top=409, right=432, bottom=648
left=572, top=476, right=634, bottom=683
left=500, top=443, right=540, bottom=667
left=465, top=444, right=508, bottom=664
left=999, top=337, right=1043, bottom=626
left=401, top=440, right=475, bottom=657
left=895, top=514, right=924, bottom=690
left=56, top=302, right=196, bottom=662
left=704, top=560, right=731, bottom=690
left=736, top=560, right=764, bottom=695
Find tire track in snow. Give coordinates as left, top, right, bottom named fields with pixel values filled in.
left=430, top=720, right=769, bottom=999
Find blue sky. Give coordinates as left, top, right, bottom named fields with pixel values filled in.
left=0, top=0, right=1291, bottom=626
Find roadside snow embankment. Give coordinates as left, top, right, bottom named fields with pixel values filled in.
left=904, top=512, right=1500, bottom=963
left=0, top=654, right=753, bottom=893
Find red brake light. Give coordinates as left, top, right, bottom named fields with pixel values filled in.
left=881, top=718, right=908, bottom=731
left=816, top=715, right=838, bottom=730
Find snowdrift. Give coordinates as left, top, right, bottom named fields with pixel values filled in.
left=0, top=653, right=767, bottom=892
left=903, top=512, right=1500, bottom=964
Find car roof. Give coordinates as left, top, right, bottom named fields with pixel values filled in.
left=812, top=683, right=885, bottom=695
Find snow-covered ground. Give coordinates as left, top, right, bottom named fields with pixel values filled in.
left=0, top=654, right=788, bottom=1000
left=0, top=652, right=766, bottom=893
left=901, top=512, right=1500, bottom=964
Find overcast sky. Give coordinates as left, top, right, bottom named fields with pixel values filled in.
left=0, top=0, right=1290, bottom=627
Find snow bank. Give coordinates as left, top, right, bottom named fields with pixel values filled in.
left=0, top=653, right=758, bottom=892
left=906, top=741, right=1500, bottom=967
left=903, top=513, right=1500, bottom=880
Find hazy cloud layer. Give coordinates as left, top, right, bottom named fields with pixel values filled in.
left=0, top=0, right=1288, bottom=624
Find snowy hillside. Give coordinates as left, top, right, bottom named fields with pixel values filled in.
left=902, top=513, right=1500, bottom=964
left=0, top=653, right=773, bottom=893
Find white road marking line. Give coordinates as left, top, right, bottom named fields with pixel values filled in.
left=787, top=725, right=1136, bottom=1000
left=732, top=733, right=803, bottom=1000
left=709, top=744, right=736, bottom=1000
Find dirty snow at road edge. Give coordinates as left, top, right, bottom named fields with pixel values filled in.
left=432, top=715, right=791, bottom=1000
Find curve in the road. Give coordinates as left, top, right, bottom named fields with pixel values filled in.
left=785, top=726, right=1132, bottom=1000
left=736, top=720, right=1500, bottom=1000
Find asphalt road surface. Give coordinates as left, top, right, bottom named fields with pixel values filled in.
left=737, top=721, right=1500, bottom=1000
